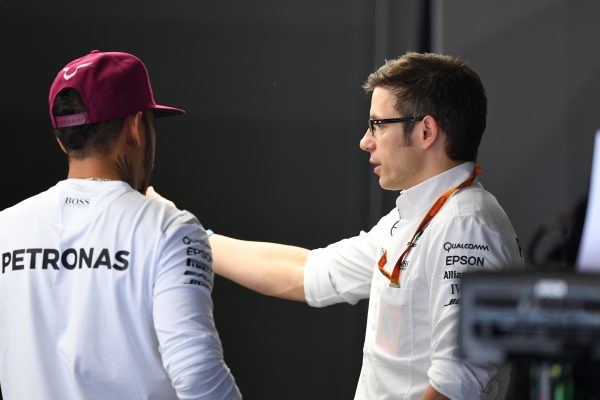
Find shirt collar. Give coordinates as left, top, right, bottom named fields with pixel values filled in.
left=395, top=161, right=476, bottom=219
left=57, top=179, right=132, bottom=191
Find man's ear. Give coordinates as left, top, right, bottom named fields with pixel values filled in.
left=123, top=111, right=144, bottom=147
left=55, top=136, right=67, bottom=154
left=420, top=115, right=442, bottom=150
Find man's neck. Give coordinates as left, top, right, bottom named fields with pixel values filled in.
left=424, top=158, right=464, bottom=182
left=67, top=156, right=120, bottom=181
left=403, top=158, right=464, bottom=191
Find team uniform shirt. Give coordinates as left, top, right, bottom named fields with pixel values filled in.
left=0, top=180, right=241, bottom=400
left=305, top=162, right=523, bottom=400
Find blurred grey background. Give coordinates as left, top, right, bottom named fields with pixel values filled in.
left=1, top=0, right=599, bottom=398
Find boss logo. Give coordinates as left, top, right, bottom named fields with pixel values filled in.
left=64, top=197, right=90, bottom=207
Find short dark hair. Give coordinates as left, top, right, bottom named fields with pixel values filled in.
left=363, top=52, right=487, bottom=162
left=52, top=89, right=125, bottom=159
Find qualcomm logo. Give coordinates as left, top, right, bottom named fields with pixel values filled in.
left=63, top=62, right=92, bottom=80
left=443, top=242, right=489, bottom=252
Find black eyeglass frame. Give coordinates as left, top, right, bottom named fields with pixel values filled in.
left=368, top=116, right=424, bottom=135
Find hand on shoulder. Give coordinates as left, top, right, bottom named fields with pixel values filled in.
left=146, top=186, right=176, bottom=209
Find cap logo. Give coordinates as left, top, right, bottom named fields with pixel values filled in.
left=62, top=62, right=92, bottom=81
left=49, top=51, right=185, bottom=127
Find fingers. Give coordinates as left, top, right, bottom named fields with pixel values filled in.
left=146, top=186, right=176, bottom=208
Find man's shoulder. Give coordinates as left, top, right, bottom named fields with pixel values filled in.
left=0, top=186, right=55, bottom=220
left=116, top=191, right=202, bottom=233
left=445, top=183, right=508, bottom=219
left=142, top=190, right=199, bottom=222
left=433, top=184, right=518, bottom=242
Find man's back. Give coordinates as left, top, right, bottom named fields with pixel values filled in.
left=0, top=179, right=239, bottom=399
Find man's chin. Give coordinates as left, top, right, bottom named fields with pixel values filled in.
left=379, top=178, right=403, bottom=191
left=378, top=177, right=391, bottom=190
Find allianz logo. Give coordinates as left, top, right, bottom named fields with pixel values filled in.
left=443, top=241, right=489, bottom=252
left=64, top=196, right=91, bottom=208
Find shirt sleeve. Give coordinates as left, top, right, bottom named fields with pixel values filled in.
left=425, top=214, right=522, bottom=399
left=152, top=212, right=241, bottom=400
left=304, top=209, right=398, bottom=307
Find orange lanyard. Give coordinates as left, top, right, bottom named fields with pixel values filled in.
left=377, top=165, right=481, bottom=287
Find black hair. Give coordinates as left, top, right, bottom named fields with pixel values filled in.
left=52, top=88, right=125, bottom=159
left=364, top=52, right=487, bottom=162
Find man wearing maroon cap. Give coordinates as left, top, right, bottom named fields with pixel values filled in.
left=0, top=50, right=241, bottom=399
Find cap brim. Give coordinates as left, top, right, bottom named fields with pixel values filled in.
left=152, top=104, right=186, bottom=118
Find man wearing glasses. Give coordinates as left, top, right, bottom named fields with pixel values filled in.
left=173, top=52, right=522, bottom=399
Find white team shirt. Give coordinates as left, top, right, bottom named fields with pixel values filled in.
left=0, top=179, right=241, bottom=400
left=305, top=162, right=523, bottom=399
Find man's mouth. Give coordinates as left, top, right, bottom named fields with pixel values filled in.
left=370, top=159, right=381, bottom=175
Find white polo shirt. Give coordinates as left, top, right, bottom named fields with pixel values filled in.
left=0, top=180, right=241, bottom=400
left=305, top=162, right=523, bottom=399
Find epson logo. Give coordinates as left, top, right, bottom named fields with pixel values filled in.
left=64, top=197, right=90, bottom=208
left=443, top=242, right=489, bottom=253
left=445, top=255, right=485, bottom=266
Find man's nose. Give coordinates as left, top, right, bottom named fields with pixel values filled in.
left=359, top=129, right=374, bottom=152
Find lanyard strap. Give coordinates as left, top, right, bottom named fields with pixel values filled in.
left=378, top=165, right=481, bottom=287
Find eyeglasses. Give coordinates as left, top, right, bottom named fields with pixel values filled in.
left=368, top=116, right=423, bottom=136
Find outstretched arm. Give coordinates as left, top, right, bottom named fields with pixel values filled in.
left=210, top=234, right=309, bottom=302
left=146, top=187, right=309, bottom=302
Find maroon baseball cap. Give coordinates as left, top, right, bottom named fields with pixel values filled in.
left=49, top=50, right=185, bottom=128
